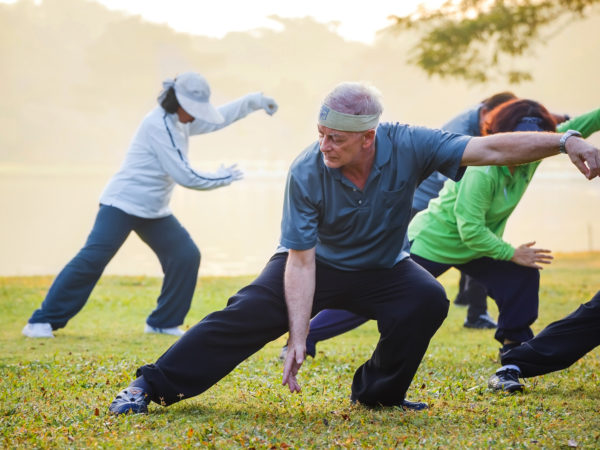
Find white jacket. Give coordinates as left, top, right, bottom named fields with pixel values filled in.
left=100, top=92, right=264, bottom=218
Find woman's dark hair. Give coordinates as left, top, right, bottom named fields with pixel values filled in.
left=160, top=87, right=180, bottom=114
left=481, top=91, right=517, bottom=111
left=482, top=99, right=557, bottom=135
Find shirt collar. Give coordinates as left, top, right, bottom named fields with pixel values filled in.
left=374, top=125, right=392, bottom=169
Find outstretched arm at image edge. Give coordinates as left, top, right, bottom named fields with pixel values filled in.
left=462, top=132, right=600, bottom=179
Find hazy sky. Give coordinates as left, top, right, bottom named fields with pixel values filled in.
left=96, top=0, right=445, bottom=43
left=0, top=0, right=444, bottom=43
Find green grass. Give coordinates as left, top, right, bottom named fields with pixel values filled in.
left=2, top=253, right=600, bottom=448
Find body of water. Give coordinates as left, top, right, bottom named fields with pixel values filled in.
left=1, top=160, right=598, bottom=277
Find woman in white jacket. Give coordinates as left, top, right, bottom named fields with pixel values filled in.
left=23, top=72, right=278, bottom=338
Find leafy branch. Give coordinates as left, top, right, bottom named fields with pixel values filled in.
left=388, top=0, right=600, bottom=83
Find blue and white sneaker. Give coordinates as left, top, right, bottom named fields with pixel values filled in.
left=488, top=368, right=524, bottom=393
left=109, top=386, right=151, bottom=414
left=22, top=322, right=54, bottom=338
left=144, top=324, right=184, bottom=337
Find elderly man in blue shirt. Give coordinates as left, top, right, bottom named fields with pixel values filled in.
left=279, top=92, right=519, bottom=362
left=108, top=81, right=600, bottom=414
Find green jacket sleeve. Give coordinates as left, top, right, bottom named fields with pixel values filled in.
left=556, top=107, right=600, bottom=138
left=453, top=168, right=515, bottom=260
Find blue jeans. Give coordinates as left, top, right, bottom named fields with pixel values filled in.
left=28, top=205, right=200, bottom=329
left=304, top=309, right=368, bottom=356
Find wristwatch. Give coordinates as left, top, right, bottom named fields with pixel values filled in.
left=559, top=129, right=582, bottom=154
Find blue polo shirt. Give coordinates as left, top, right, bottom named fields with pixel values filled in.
left=279, top=122, right=470, bottom=270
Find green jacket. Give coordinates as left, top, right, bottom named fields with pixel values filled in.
left=408, top=107, right=600, bottom=264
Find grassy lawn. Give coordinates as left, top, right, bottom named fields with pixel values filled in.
left=1, top=253, right=599, bottom=448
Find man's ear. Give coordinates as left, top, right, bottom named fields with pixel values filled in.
left=362, top=129, right=376, bottom=148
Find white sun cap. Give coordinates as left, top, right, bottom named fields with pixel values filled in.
left=173, top=72, right=224, bottom=124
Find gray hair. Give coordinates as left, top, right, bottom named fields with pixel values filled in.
left=323, top=82, right=384, bottom=116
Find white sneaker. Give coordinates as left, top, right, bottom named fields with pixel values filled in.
left=144, top=324, right=184, bottom=337
left=22, top=322, right=54, bottom=338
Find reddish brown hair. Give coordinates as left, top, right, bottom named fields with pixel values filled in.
left=482, top=99, right=557, bottom=135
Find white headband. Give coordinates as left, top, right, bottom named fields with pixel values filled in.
left=318, top=104, right=380, bottom=132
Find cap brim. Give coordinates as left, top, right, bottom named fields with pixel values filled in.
left=176, top=94, right=224, bottom=124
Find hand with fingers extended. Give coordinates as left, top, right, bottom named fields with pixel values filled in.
left=215, top=163, right=244, bottom=183
left=282, top=340, right=306, bottom=393
left=511, top=241, right=553, bottom=269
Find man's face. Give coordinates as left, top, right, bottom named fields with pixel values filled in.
left=317, top=125, right=366, bottom=169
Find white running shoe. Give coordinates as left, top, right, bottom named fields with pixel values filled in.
left=144, top=324, right=184, bottom=337
left=22, top=322, right=54, bottom=338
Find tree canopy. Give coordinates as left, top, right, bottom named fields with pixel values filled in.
left=388, top=0, right=600, bottom=83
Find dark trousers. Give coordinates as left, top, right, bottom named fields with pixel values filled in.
left=411, top=254, right=539, bottom=344
left=28, top=205, right=200, bottom=329
left=137, top=253, right=449, bottom=407
left=502, top=291, right=600, bottom=377
left=305, top=309, right=369, bottom=356
left=303, top=254, right=537, bottom=349
left=455, top=273, right=489, bottom=322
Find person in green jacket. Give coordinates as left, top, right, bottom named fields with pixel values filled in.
left=408, top=99, right=600, bottom=355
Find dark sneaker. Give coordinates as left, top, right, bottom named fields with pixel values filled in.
left=351, top=395, right=428, bottom=410
left=488, top=368, right=524, bottom=393
left=464, top=313, right=497, bottom=329
left=109, top=386, right=151, bottom=414
left=400, top=399, right=429, bottom=411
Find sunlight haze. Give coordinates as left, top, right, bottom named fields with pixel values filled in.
left=1, top=0, right=598, bottom=276
left=69, top=0, right=445, bottom=43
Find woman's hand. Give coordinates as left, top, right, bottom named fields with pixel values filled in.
left=260, top=95, right=279, bottom=115
left=511, top=241, right=553, bottom=269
